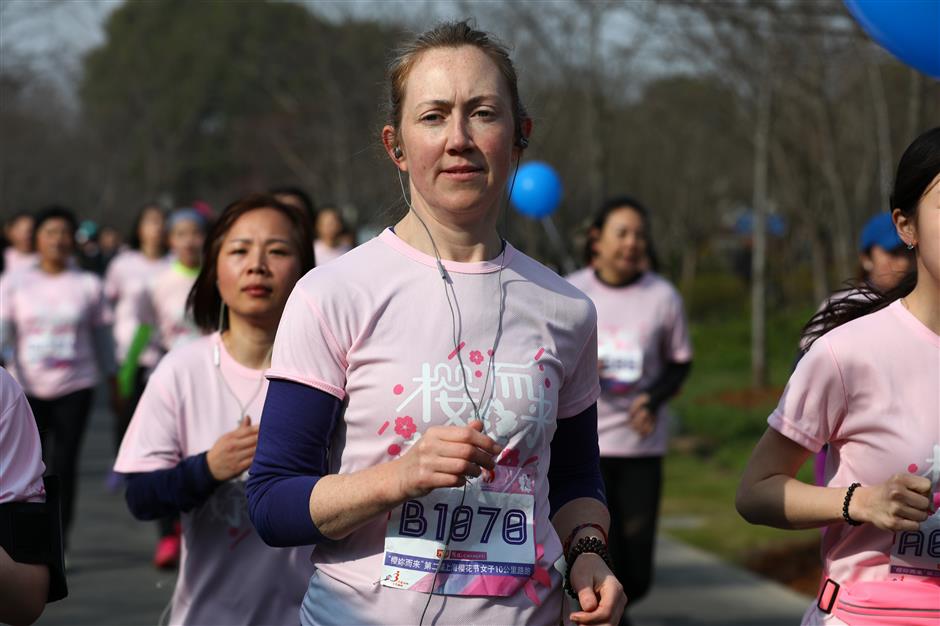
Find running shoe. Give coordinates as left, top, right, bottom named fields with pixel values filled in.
left=153, top=534, right=180, bottom=569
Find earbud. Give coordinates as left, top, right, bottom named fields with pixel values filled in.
left=516, top=136, right=529, bottom=150
left=393, top=146, right=404, bottom=159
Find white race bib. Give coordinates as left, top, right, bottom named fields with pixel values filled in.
left=24, top=328, right=77, bottom=365
left=382, top=464, right=536, bottom=596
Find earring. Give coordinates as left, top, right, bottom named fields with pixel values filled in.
left=907, top=242, right=915, bottom=250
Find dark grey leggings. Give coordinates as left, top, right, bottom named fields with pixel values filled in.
left=28, top=387, right=94, bottom=548
left=600, top=455, right=663, bottom=611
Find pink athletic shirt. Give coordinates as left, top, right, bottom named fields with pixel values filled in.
left=0, top=266, right=110, bottom=399
left=114, top=333, right=313, bottom=626
left=268, top=229, right=600, bottom=624
left=313, top=240, right=351, bottom=266
left=566, top=269, right=692, bottom=457
left=0, top=367, right=45, bottom=504
left=139, top=262, right=202, bottom=354
left=767, top=300, right=940, bottom=625
left=2, top=248, right=37, bottom=276
left=103, top=250, right=168, bottom=366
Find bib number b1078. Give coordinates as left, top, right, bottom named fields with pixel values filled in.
left=382, top=465, right=536, bottom=596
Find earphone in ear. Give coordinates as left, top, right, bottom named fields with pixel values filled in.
left=516, top=136, right=529, bottom=149
left=393, top=146, right=404, bottom=159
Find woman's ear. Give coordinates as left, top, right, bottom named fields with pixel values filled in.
left=382, top=126, right=407, bottom=172
left=893, top=207, right=916, bottom=248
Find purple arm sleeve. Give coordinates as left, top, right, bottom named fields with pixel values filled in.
left=123, top=452, right=220, bottom=520
left=547, top=402, right=607, bottom=518
left=246, top=379, right=342, bottom=547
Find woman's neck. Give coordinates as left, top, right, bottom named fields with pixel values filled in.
left=141, top=242, right=163, bottom=260
left=39, top=258, right=67, bottom=274
left=319, top=234, right=338, bottom=247
left=594, top=265, right=641, bottom=288
left=394, top=205, right=502, bottom=263
left=904, top=269, right=940, bottom=335
left=221, top=315, right=277, bottom=370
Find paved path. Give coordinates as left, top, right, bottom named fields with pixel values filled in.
left=37, top=398, right=811, bottom=625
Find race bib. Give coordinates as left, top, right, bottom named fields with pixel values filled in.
left=890, top=449, right=940, bottom=579
left=382, top=464, right=536, bottom=596
left=24, top=328, right=77, bottom=366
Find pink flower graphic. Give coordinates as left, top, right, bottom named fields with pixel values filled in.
left=469, top=350, right=484, bottom=365
left=394, top=415, right=417, bottom=440
left=497, top=448, right=520, bottom=467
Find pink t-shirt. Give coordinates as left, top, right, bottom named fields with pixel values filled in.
left=104, top=250, right=169, bottom=366
left=0, top=367, right=45, bottom=504
left=114, top=333, right=313, bottom=626
left=2, top=248, right=37, bottom=275
left=566, top=269, right=692, bottom=457
left=0, top=266, right=110, bottom=399
left=767, top=300, right=940, bottom=625
left=140, top=262, right=203, bottom=354
left=268, top=229, right=600, bottom=624
left=313, top=240, right=351, bottom=266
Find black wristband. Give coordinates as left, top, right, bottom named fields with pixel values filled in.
left=564, top=536, right=612, bottom=598
left=842, top=482, right=863, bottom=526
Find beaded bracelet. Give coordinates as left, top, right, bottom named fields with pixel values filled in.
left=564, top=536, right=612, bottom=598
left=563, top=522, right=609, bottom=558
left=842, top=482, right=863, bottom=526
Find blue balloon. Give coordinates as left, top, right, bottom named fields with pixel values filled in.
left=509, top=161, right=563, bottom=219
left=844, top=0, right=940, bottom=79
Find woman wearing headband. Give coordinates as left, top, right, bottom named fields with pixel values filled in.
left=248, top=21, right=625, bottom=626
left=737, top=127, right=940, bottom=625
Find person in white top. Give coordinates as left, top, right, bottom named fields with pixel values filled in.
left=115, top=194, right=316, bottom=625
left=737, top=127, right=940, bottom=625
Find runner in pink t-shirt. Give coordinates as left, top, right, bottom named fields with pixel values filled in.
left=567, top=196, right=692, bottom=620
left=0, top=366, right=57, bottom=624
left=313, top=207, right=352, bottom=265
left=0, top=206, right=116, bottom=546
left=138, top=208, right=206, bottom=356
left=737, top=127, right=940, bottom=625
left=247, top=23, right=625, bottom=626
left=2, top=211, right=37, bottom=276
left=103, top=205, right=168, bottom=454
left=115, top=195, right=315, bottom=625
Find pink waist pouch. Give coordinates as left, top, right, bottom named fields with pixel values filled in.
left=818, top=578, right=940, bottom=625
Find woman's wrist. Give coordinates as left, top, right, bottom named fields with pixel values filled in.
left=846, top=484, right=869, bottom=525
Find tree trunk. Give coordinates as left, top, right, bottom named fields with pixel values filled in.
left=751, top=76, right=772, bottom=389
left=866, top=61, right=892, bottom=210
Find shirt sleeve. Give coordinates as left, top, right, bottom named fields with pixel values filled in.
left=266, top=284, right=348, bottom=400
left=557, top=308, right=601, bottom=419
left=0, top=369, right=45, bottom=504
left=767, top=336, right=847, bottom=453
left=664, top=287, right=693, bottom=363
left=113, top=362, right=183, bottom=473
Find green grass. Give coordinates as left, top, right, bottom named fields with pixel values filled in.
left=660, top=307, right=820, bottom=564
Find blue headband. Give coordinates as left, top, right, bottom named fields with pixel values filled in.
left=167, top=208, right=206, bottom=231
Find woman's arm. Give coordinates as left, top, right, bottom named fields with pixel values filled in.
left=549, top=404, right=624, bottom=626
left=124, top=452, right=221, bottom=520
left=247, top=379, right=502, bottom=546
left=737, top=427, right=932, bottom=531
